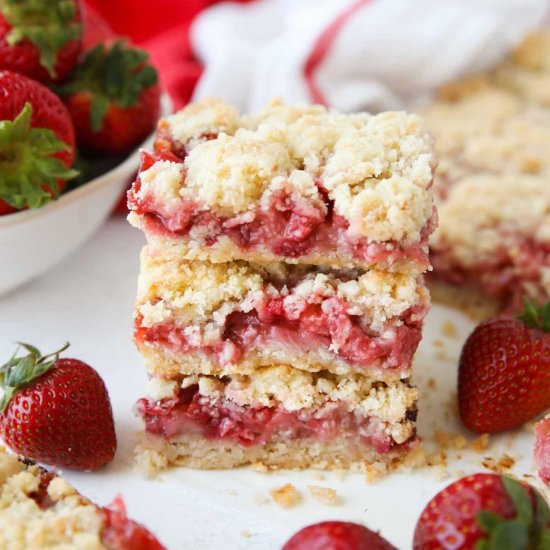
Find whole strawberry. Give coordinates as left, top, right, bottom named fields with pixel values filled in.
left=535, top=416, right=550, bottom=486
left=458, top=300, right=550, bottom=433
left=0, top=343, right=116, bottom=470
left=57, top=40, right=160, bottom=154
left=282, top=521, right=396, bottom=550
left=413, top=473, right=550, bottom=549
left=0, top=70, right=77, bottom=215
left=0, top=0, right=83, bottom=82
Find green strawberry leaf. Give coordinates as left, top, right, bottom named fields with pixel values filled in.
left=0, top=103, right=78, bottom=209
left=475, top=476, right=550, bottom=550
left=56, top=40, right=158, bottom=132
left=502, top=476, right=533, bottom=524
left=489, top=521, right=529, bottom=550
left=90, top=95, right=110, bottom=133
left=0, top=342, right=70, bottom=412
left=477, top=511, right=505, bottom=533
left=518, top=299, right=550, bottom=333
left=2, top=0, right=82, bottom=78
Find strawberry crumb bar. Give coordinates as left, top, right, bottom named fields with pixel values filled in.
left=128, top=99, right=436, bottom=273
left=135, top=370, right=418, bottom=472
left=0, top=447, right=164, bottom=550
left=130, top=99, right=434, bottom=472
left=135, top=246, right=430, bottom=381
left=424, top=31, right=550, bottom=313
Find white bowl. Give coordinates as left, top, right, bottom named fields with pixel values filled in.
left=0, top=146, right=140, bottom=296
left=0, top=96, right=170, bottom=296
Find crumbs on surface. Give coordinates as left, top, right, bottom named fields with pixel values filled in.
left=441, top=320, right=458, bottom=338
left=471, top=434, right=490, bottom=453
left=270, top=484, right=302, bottom=508
left=482, top=454, right=516, bottom=474
left=308, top=485, right=340, bottom=505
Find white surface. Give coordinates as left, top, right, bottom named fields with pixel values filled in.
left=192, top=0, right=549, bottom=113
left=0, top=218, right=544, bottom=549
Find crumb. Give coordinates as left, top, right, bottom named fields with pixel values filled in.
left=482, top=457, right=497, bottom=471
left=430, top=466, right=450, bottom=481
left=432, top=339, right=445, bottom=348
left=308, top=485, right=340, bottom=505
left=270, top=484, right=301, bottom=508
left=402, top=446, right=428, bottom=469
left=434, top=430, right=451, bottom=449
left=499, top=454, right=516, bottom=469
left=364, top=461, right=388, bottom=483
left=427, top=378, right=437, bottom=389
left=471, top=434, right=490, bottom=452
left=227, top=489, right=238, bottom=496
left=313, top=473, right=326, bottom=481
left=434, top=350, right=452, bottom=362
left=452, top=434, right=467, bottom=450
left=441, top=321, right=458, bottom=338
left=240, top=530, right=252, bottom=538
left=252, top=461, right=269, bottom=472
left=483, top=454, right=516, bottom=473
left=427, top=451, right=448, bottom=467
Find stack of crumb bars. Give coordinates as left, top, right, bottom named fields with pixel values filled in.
left=127, top=99, right=436, bottom=473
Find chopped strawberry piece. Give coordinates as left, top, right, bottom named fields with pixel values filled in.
left=101, top=496, right=165, bottom=550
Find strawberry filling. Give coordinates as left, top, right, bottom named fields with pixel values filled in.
left=535, top=417, right=550, bottom=485
left=100, top=497, right=165, bottom=550
left=128, top=152, right=433, bottom=269
left=432, top=236, right=550, bottom=312
left=135, top=296, right=426, bottom=372
left=136, top=385, right=414, bottom=453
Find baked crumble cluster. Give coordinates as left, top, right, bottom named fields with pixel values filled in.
left=424, top=30, right=550, bottom=313
left=128, top=99, right=436, bottom=472
left=0, top=447, right=163, bottom=550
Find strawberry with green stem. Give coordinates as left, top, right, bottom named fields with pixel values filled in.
left=58, top=40, right=161, bottom=153
left=413, top=473, right=550, bottom=549
left=0, top=342, right=116, bottom=471
left=0, top=0, right=83, bottom=82
left=458, top=299, right=550, bottom=433
left=0, top=70, right=77, bottom=215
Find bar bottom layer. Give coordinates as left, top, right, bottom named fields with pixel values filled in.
left=135, top=433, right=417, bottom=474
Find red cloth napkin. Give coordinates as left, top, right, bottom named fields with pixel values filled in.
left=84, top=0, right=253, bottom=109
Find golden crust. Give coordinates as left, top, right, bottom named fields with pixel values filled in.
left=135, top=432, right=417, bottom=474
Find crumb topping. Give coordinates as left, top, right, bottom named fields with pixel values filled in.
left=0, top=448, right=105, bottom=549
left=183, top=129, right=293, bottom=216
left=137, top=247, right=426, bottom=332
left=432, top=174, right=550, bottom=266
left=145, top=99, right=435, bottom=243
left=145, top=369, right=418, bottom=442
left=164, top=98, right=240, bottom=147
